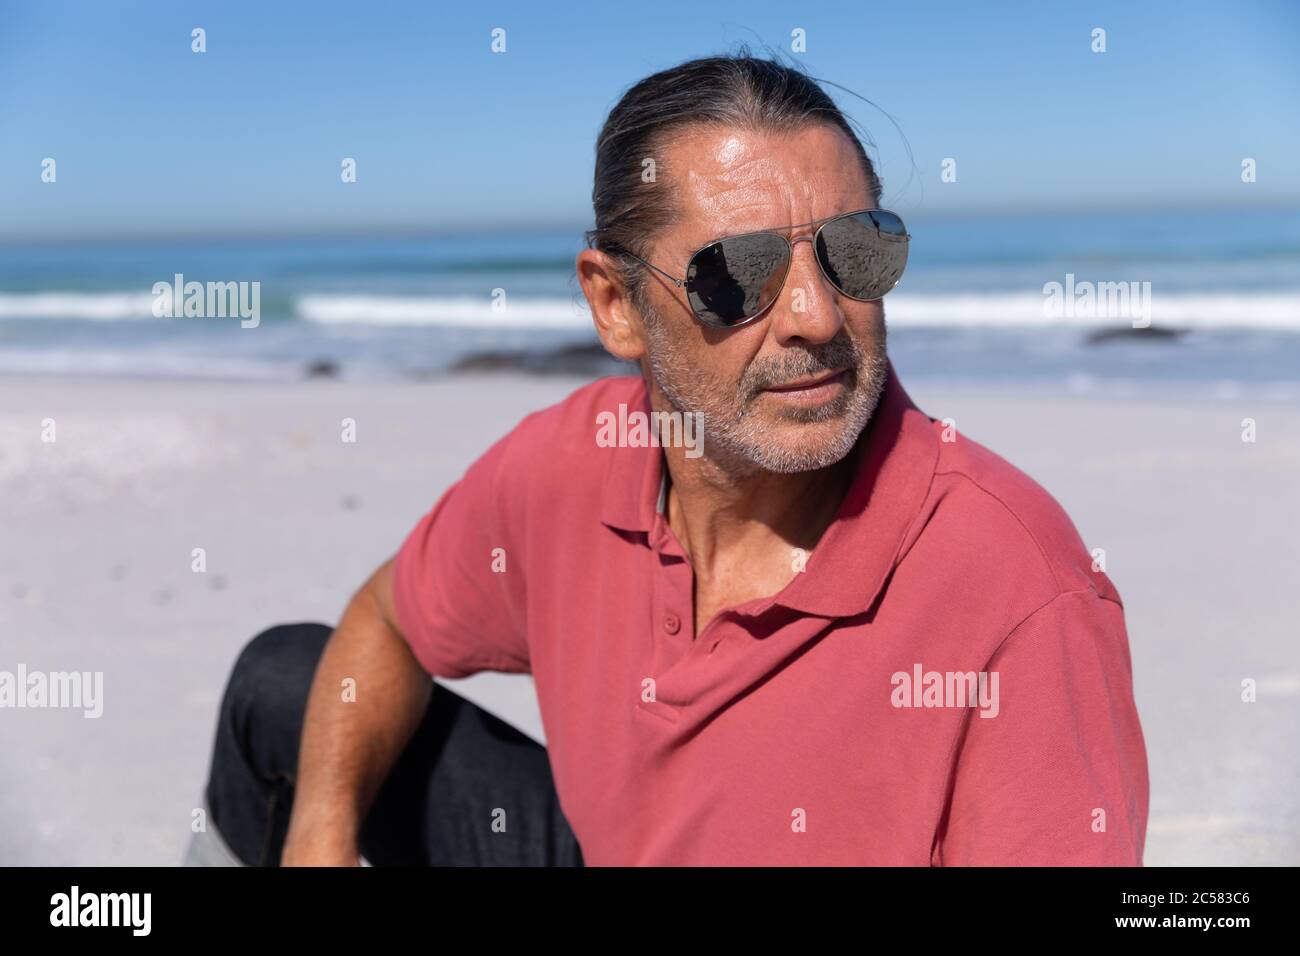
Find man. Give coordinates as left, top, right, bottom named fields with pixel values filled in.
left=187, top=53, right=1148, bottom=867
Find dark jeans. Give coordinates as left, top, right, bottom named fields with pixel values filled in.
left=200, top=622, right=583, bottom=866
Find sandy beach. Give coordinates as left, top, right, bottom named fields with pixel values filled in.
left=1, top=371, right=1297, bottom=866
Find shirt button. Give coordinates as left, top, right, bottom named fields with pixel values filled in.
left=663, top=612, right=681, bottom=635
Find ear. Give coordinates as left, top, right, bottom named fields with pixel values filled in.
left=576, top=249, right=647, bottom=362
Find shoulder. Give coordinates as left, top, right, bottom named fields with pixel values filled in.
left=470, top=375, right=646, bottom=521
left=497, top=374, right=645, bottom=462
left=921, top=420, right=1121, bottom=608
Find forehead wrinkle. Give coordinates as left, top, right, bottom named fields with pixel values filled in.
left=667, top=128, right=868, bottom=255
left=680, top=173, right=796, bottom=244
left=672, top=183, right=782, bottom=255
left=676, top=191, right=863, bottom=255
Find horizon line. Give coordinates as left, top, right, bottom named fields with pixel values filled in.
left=3, top=197, right=1297, bottom=246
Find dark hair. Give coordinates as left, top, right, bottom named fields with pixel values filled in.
left=584, top=48, right=884, bottom=313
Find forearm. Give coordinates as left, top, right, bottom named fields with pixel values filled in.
left=282, top=559, right=432, bottom=863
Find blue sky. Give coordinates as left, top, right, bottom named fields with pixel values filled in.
left=1, top=0, right=1297, bottom=240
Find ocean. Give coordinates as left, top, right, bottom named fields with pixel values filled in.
left=1, top=206, right=1297, bottom=398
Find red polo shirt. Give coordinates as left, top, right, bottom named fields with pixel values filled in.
left=392, top=364, right=1149, bottom=866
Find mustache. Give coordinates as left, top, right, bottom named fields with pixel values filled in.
left=741, top=336, right=862, bottom=397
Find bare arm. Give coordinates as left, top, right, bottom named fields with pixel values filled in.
left=281, top=556, right=433, bottom=866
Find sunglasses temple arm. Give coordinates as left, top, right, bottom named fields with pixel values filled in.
left=614, top=249, right=686, bottom=288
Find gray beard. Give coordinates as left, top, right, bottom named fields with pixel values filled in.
left=642, top=311, right=889, bottom=477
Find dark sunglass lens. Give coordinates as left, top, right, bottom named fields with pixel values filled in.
left=815, top=211, right=909, bottom=301
left=686, top=233, right=790, bottom=326
left=868, top=209, right=908, bottom=237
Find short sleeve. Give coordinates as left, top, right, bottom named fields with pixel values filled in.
left=390, top=428, right=530, bottom=678
left=933, top=588, right=1149, bottom=865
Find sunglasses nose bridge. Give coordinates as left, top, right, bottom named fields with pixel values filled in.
left=786, top=232, right=836, bottom=298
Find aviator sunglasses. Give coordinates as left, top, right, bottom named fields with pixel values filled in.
left=613, top=208, right=909, bottom=329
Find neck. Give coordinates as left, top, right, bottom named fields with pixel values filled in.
left=660, top=438, right=857, bottom=576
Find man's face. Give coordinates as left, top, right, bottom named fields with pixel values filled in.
left=635, top=124, right=890, bottom=475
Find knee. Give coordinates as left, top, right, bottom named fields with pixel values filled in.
left=222, top=622, right=333, bottom=723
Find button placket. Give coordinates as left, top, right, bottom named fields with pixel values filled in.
left=643, top=514, right=696, bottom=712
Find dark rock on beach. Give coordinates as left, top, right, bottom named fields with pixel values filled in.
left=304, top=358, right=341, bottom=378
left=1084, top=325, right=1187, bottom=345
left=451, top=342, right=633, bottom=376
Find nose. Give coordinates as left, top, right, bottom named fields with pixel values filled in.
left=768, top=233, right=844, bottom=346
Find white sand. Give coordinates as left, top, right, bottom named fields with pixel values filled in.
left=1, top=372, right=1296, bottom=865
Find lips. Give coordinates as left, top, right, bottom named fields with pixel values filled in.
left=763, top=369, right=848, bottom=393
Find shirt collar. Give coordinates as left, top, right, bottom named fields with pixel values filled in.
left=599, top=382, right=665, bottom=534
left=599, top=360, right=939, bottom=618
